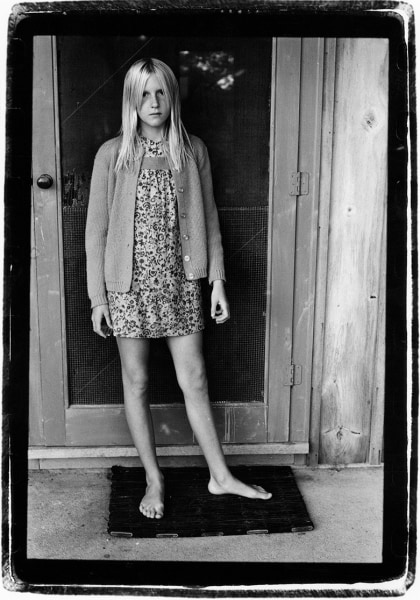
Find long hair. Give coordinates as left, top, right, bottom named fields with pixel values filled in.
left=115, top=58, right=193, bottom=172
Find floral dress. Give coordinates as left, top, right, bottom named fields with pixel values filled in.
left=107, top=137, right=205, bottom=338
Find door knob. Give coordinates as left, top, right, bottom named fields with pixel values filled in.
left=36, top=174, right=54, bottom=189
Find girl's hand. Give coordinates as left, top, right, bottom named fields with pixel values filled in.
left=91, top=304, right=113, bottom=338
left=211, top=280, right=230, bottom=324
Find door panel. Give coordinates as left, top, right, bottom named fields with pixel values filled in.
left=34, top=36, right=273, bottom=446
left=58, top=37, right=271, bottom=415
left=266, top=38, right=324, bottom=443
left=30, top=35, right=322, bottom=451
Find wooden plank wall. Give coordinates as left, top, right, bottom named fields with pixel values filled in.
left=318, top=39, right=389, bottom=464
left=309, top=38, right=337, bottom=465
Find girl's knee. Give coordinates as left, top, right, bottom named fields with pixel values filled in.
left=122, top=369, right=149, bottom=395
left=117, top=338, right=150, bottom=396
left=177, top=362, right=208, bottom=396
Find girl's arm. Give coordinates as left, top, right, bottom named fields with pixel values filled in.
left=196, top=141, right=226, bottom=284
left=195, top=139, right=230, bottom=323
left=85, top=143, right=111, bottom=308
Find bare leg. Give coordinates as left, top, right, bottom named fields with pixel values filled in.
left=116, top=337, right=164, bottom=519
left=166, top=332, right=272, bottom=500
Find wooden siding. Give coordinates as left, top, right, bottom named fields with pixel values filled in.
left=309, top=38, right=337, bottom=465
left=318, top=39, right=389, bottom=464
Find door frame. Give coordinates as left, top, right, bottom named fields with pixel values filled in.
left=30, top=36, right=324, bottom=456
left=266, top=38, right=324, bottom=443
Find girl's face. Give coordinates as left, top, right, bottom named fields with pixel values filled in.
left=137, top=73, right=171, bottom=139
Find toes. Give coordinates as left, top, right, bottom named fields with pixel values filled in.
left=140, top=503, right=164, bottom=519
left=252, top=485, right=272, bottom=499
left=140, top=504, right=153, bottom=518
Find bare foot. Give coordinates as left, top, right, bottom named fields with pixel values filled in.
left=208, top=474, right=272, bottom=500
left=139, top=478, right=165, bottom=519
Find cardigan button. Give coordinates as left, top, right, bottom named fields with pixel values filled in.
left=188, top=273, right=194, bottom=279
left=182, top=234, right=189, bottom=240
left=184, top=255, right=190, bottom=262
left=180, top=213, right=187, bottom=219
left=178, top=187, right=184, bottom=193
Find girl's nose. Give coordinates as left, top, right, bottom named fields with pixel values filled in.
left=151, top=94, right=159, bottom=106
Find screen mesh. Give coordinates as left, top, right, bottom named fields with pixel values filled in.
left=58, top=36, right=271, bottom=406
left=63, top=206, right=267, bottom=405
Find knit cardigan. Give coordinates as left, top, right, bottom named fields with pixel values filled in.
left=85, top=134, right=226, bottom=308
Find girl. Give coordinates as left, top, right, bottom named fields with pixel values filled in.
left=85, top=58, right=272, bottom=519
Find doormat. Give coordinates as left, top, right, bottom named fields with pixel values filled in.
left=108, top=465, right=314, bottom=538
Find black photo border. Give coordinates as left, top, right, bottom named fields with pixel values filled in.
left=2, top=0, right=416, bottom=595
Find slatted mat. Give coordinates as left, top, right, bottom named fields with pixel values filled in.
left=108, top=466, right=314, bottom=538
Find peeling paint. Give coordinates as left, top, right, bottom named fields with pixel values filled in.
left=63, top=171, right=90, bottom=208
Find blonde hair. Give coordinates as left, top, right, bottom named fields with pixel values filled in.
left=115, top=58, right=193, bottom=172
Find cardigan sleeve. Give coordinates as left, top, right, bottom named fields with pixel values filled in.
left=85, top=143, right=111, bottom=308
left=196, top=141, right=226, bottom=284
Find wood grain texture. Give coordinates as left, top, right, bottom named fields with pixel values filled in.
left=319, top=39, right=388, bottom=464
left=28, top=442, right=308, bottom=459
left=309, top=38, right=337, bottom=465
left=368, top=198, right=387, bottom=465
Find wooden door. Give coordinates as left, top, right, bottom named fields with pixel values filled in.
left=29, top=36, right=323, bottom=454
left=268, top=38, right=325, bottom=445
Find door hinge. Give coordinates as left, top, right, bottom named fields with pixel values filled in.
left=290, top=172, right=309, bottom=196
left=284, top=364, right=302, bottom=386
